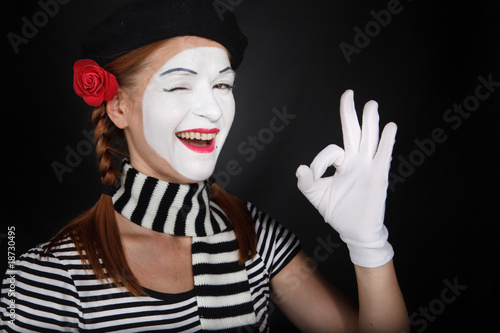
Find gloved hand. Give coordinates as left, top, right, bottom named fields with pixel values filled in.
left=296, top=90, right=396, bottom=268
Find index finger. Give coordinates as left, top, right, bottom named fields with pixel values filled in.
left=339, top=90, right=361, bottom=153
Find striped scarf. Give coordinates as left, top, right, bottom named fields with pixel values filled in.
left=111, top=162, right=257, bottom=331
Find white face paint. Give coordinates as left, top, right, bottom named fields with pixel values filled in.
left=142, top=47, right=235, bottom=182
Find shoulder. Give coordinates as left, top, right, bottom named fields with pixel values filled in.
left=246, top=202, right=301, bottom=278
left=19, top=236, right=80, bottom=267
left=247, top=202, right=301, bottom=251
left=4, top=236, right=84, bottom=300
left=8, top=237, right=80, bottom=288
left=1, top=237, right=84, bottom=331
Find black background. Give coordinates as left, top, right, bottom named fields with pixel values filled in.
left=2, top=0, right=499, bottom=332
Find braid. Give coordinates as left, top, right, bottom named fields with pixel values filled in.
left=45, top=42, right=166, bottom=297
left=92, top=104, right=124, bottom=187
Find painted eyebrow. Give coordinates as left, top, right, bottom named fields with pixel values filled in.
left=219, top=66, right=234, bottom=74
left=160, top=67, right=198, bottom=77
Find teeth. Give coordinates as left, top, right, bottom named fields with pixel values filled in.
left=176, top=131, right=217, bottom=140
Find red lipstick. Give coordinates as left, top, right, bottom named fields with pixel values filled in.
left=175, top=128, right=219, bottom=153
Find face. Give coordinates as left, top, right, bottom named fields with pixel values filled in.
left=120, top=38, right=235, bottom=183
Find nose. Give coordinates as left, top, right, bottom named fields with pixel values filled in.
left=191, top=89, right=223, bottom=122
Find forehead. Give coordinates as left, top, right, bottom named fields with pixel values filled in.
left=148, top=36, right=230, bottom=72
left=158, top=47, right=231, bottom=72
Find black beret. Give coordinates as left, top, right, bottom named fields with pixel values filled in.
left=81, top=0, right=248, bottom=69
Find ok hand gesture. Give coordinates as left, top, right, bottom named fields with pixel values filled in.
left=296, top=90, right=396, bottom=268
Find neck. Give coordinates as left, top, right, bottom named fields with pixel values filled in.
left=127, top=156, right=197, bottom=185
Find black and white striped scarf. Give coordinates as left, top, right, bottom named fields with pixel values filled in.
left=111, top=162, right=257, bottom=331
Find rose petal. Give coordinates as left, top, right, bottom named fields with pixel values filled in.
left=83, top=73, right=102, bottom=94
left=103, top=73, right=119, bottom=101
left=83, top=94, right=104, bottom=107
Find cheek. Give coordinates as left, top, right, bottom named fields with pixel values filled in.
left=219, top=95, right=236, bottom=131
left=143, top=90, right=184, bottom=141
left=213, top=96, right=235, bottom=152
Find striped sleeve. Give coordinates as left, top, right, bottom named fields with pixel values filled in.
left=0, top=243, right=83, bottom=332
left=247, top=203, right=301, bottom=279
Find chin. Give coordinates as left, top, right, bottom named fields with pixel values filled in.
left=172, top=145, right=221, bottom=182
left=175, top=162, right=217, bottom=183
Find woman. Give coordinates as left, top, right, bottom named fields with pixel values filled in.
left=1, top=0, right=409, bottom=332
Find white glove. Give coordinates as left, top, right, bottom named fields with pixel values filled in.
left=296, top=90, right=396, bottom=268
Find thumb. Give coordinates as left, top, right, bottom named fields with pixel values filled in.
left=296, top=165, right=314, bottom=192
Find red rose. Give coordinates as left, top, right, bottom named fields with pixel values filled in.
left=73, top=59, right=119, bottom=107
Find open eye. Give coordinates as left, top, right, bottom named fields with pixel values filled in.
left=213, top=83, right=234, bottom=90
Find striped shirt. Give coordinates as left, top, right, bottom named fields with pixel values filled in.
left=0, top=203, right=300, bottom=332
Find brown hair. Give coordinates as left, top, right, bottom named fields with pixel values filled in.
left=46, top=40, right=257, bottom=296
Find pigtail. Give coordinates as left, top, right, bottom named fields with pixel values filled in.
left=93, top=105, right=118, bottom=186
left=92, top=104, right=128, bottom=187
left=46, top=103, right=145, bottom=295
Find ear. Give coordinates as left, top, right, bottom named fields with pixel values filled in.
left=106, top=90, right=130, bottom=129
